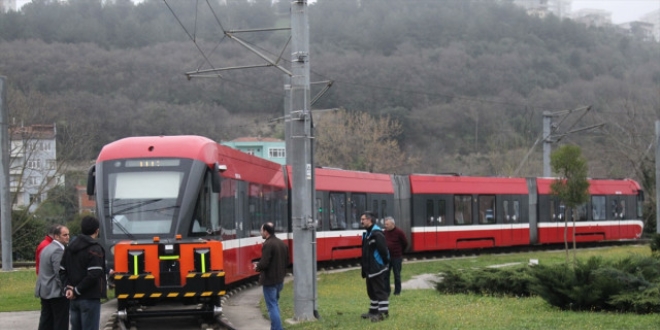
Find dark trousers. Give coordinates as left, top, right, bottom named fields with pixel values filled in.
left=38, top=296, right=69, bottom=330
left=70, top=298, right=101, bottom=330
left=366, top=272, right=389, bottom=315
left=384, top=257, right=403, bottom=295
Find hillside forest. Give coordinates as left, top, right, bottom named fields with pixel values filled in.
left=0, top=0, right=658, bottom=183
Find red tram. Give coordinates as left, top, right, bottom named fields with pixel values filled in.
left=87, top=135, right=644, bottom=317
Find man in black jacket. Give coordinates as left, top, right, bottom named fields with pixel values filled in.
left=360, top=211, right=390, bottom=322
left=254, top=222, right=289, bottom=330
left=60, top=216, right=107, bottom=330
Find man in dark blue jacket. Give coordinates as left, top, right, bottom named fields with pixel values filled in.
left=360, top=211, right=390, bottom=322
left=60, top=216, right=107, bottom=330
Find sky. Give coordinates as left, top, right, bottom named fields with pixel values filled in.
left=14, top=0, right=660, bottom=25
left=571, top=0, right=660, bottom=24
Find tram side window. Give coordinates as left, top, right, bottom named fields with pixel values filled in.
left=191, top=174, right=214, bottom=236
left=316, top=197, right=323, bottom=229
left=426, top=200, right=434, bottom=225
left=614, top=200, right=626, bottom=220
left=454, top=195, right=472, bottom=225
left=438, top=200, right=446, bottom=224
left=329, top=193, right=347, bottom=230
left=576, top=203, right=587, bottom=221
left=220, top=179, right=236, bottom=240
left=380, top=200, right=387, bottom=222
left=248, top=183, right=262, bottom=236
left=478, top=195, right=495, bottom=224
left=352, top=194, right=366, bottom=229
left=550, top=200, right=566, bottom=222
left=263, top=186, right=286, bottom=233
left=273, top=188, right=287, bottom=233
left=263, top=187, right=273, bottom=228
left=513, top=200, right=520, bottom=223
left=504, top=200, right=520, bottom=223
left=592, top=196, right=606, bottom=220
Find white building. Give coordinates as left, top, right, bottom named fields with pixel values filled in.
left=513, top=0, right=572, bottom=19
left=571, top=8, right=612, bottom=27
left=639, top=9, right=660, bottom=42
left=10, top=124, right=63, bottom=212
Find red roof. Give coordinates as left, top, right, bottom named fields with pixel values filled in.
left=410, top=175, right=529, bottom=194
left=536, top=178, right=641, bottom=195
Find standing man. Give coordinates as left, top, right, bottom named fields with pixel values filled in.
left=35, top=225, right=70, bottom=330
left=360, top=211, right=390, bottom=322
left=60, top=216, right=107, bottom=330
left=254, top=222, right=288, bottom=330
left=35, top=224, right=59, bottom=274
left=384, top=216, right=408, bottom=296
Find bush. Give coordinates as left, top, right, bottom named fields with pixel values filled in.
left=436, top=265, right=534, bottom=297
left=437, top=255, right=660, bottom=314
left=650, top=233, right=660, bottom=257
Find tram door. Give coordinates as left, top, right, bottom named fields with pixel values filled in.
left=424, top=198, right=447, bottom=250
left=502, top=197, right=525, bottom=245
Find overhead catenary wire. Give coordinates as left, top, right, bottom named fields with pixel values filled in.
left=165, top=1, right=595, bottom=118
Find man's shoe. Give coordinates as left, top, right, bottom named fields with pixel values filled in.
left=361, top=313, right=373, bottom=319
left=370, top=313, right=385, bottom=322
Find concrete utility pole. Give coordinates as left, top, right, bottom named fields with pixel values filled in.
left=289, top=0, right=317, bottom=321
left=542, top=111, right=552, bottom=177
left=655, top=121, right=660, bottom=234
left=0, top=76, right=12, bottom=271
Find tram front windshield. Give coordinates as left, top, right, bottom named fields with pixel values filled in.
left=107, top=170, right=184, bottom=236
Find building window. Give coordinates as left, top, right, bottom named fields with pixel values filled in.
left=30, top=194, right=41, bottom=204
left=268, top=148, right=285, bottom=158
left=27, top=160, right=40, bottom=169
left=46, top=160, right=56, bottom=169
left=28, top=177, right=39, bottom=185
left=243, top=149, right=256, bottom=156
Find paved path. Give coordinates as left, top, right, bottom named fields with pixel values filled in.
left=2, top=298, right=117, bottom=330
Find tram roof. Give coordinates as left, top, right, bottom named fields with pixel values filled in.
left=409, top=175, right=529, bottom=194
left=97, top=135, right=285, bottom=187
left=289, top=167, right=394, bottom=193
left=536, top=178, right=641, bottom=195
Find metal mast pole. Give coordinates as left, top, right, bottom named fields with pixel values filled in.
left=543, top=111, right=552, bottom=177
left=0, top=76, right=12, bottom=271
left=290, top=0, right=317, bottom=321
left=652, top=120, right=660, bottom=235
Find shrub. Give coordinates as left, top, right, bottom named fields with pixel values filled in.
left=436, top=266, right=534, bottom=297
left=437, top=255, right=660, bottom=314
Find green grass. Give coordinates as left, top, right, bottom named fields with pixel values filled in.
left=0, top=269, right=115, bottom=312
left=0, top=269, right=40, bottom=311
left=271, top=245, right=660, bottom=329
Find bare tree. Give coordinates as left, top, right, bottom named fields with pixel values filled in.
left=5, top=87, right=96, bottom=237
left=314, top=108, right=414, bottom=173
